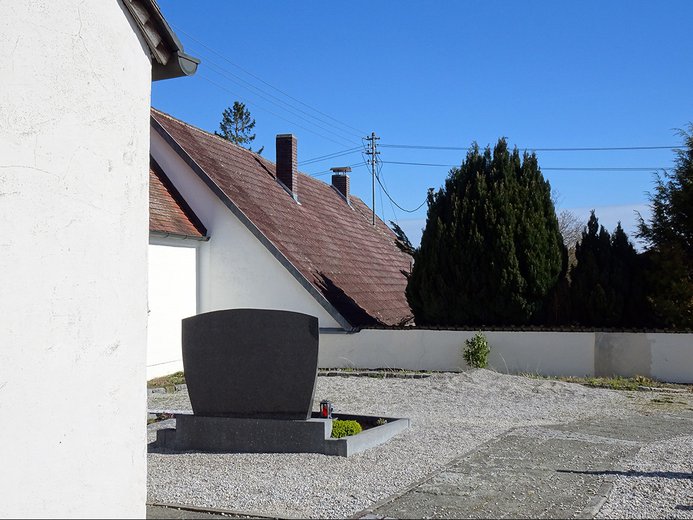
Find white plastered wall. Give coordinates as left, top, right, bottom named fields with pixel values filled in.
left=150, top=129, right=341, bottom=343
left=0, top=2, right=151, bottom=518
left=635, top=333, right=692, bottom=383
left=319, top=330, right=595, bottom=377
left=319, top=330, right=692, bottom=383
left=147, top=239, right=199, bottom=379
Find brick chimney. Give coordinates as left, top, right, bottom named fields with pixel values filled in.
left=330, top=167, right=351, bottom=203
left=276, top=134, right=298, bottom=200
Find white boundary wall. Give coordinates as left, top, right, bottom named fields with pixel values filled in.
left=319, top=330, right=693, bottom=383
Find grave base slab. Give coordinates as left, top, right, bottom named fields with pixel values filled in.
left=153, top=412, right=410, bottom=457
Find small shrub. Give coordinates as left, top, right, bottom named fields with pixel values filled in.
left=463, top=332, right=490, bottom=369
left=331, top=419, right=363, bottom=438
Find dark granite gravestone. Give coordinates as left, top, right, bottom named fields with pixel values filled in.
left=152, top=308, right=410, bottom=456
left=182, top=309, right=319, bottom=420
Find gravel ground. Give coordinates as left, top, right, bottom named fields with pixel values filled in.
left=596, top=434, right=693, bottom=519
left=147, top=370, right=652, bottom=518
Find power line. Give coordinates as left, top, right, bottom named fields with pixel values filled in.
left=203, top=61, right=357, bottom=147
left=542, top=167, right=667, bottom=171
left=375, top=174, right=427, bottom=213
left=377, top=171, right=386, bottom=224
left=199, top=75, right=352, bottom=148
left=381, top=160, right=670, bottom=171
left=300, top=147, right=362, bottom=166
left=378, top=158, right=400, bottom=226
left=374, top=139, right=428, bottom=215
left=309, top=154, right=427, bottom=214
left=174, top=25, right=367, bottom=138
left=381, top=144, right=680, bottom=152
left=308, top=161, right=367, bottom=177
left=539, top=166, right=666, bottom=172
left=382, top=160, right=457, bottom=167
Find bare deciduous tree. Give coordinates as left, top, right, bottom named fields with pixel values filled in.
left=558, top=209, right=583, bottom=250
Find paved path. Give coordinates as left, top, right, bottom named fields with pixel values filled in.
left=360, top=412, right=693, bottom=519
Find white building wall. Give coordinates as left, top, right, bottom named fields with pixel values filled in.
left=0, top=2, right=151, bottom=518
left=150, top=130, right=341, bottom=330
left=147, top=241, right=199, bottom=379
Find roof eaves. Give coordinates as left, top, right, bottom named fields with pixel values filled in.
left=149, top=230, right=209, bottom=242
left=151, top=114, right=356, bottom=332
left=150, top=156, right=208, bottom=238
left=121, top=0, right=200, bottom=81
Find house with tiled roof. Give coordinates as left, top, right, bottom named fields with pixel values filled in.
left=147, top=108, right=413, bottom=377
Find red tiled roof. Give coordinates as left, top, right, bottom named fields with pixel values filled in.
left=149, top=157, right=207, bottom=239
left=151, top=108, right=414, bottom=328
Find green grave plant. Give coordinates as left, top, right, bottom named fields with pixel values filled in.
left=330, top=419, right=363, bottom=438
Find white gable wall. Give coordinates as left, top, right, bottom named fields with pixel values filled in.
left=147, top=239, right=200, bottom=378
left=150, top=130, right=341, bottom=337
left=0, top=2, right=151, bottom=518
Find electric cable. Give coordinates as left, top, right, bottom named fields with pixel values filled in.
left=380, top=144, right=680, bottom=152
left=378, top=158, right=400, bottom=226
left=308, top=161, right=367, bottom=177
left=375, top=174, right=428, bottom=213
left=381, top=160, right=670, bottom=171
left=199, top=75, right=351, bottom=148
left=174, top=25, right=367, bottom=138
left=300, top=147, right=362, bottom=166
left=203, top=61, right=357, bottom=147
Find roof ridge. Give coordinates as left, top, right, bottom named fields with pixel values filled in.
left=151, top=107, right=368, bottom=199
left=151, top=107, right=269, bottom=162
left=151, top=107, right=398, bottom=241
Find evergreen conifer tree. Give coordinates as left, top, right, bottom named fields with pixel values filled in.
left=637, top=126, right=693, bottom=328
left=406, top=139, right=566, bottom=326
left=569, top=212, right=649, bottom=327
left=390, top=221, right=415, bottom=256
left=215, top=101, right=264, bottom=154
left=569, top=212, right=612, bottom=326
left=611, top=223, right=650, bottom=325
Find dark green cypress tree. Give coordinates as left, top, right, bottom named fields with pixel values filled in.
left=610, top=223, right=650, bottom=326
left=569, top=212, right=612, bottom=326
left=637, top=126, right=693, bottom=328
left=406, top=139, right=565, bottom=326
left=569, top=212, right=648, bottom=327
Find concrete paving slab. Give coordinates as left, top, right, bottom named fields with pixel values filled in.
left=549, top=413, right=693, bottom=443
left=366, top=412, right=693, bottom=519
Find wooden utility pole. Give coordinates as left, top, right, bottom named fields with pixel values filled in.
left=364, top=132, right=380, bottom=225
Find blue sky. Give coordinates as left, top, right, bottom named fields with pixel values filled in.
left=153, top=1, right=692, bottom=247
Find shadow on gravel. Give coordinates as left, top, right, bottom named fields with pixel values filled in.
left=676, top=505, right=693, bottom=511
left=557, top=469, right=693, bottom=480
